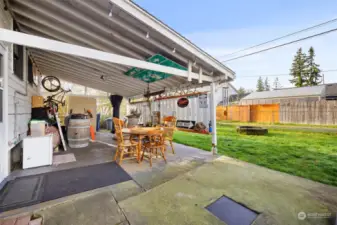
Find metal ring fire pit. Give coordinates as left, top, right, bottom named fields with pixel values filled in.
left=236, top=126, right=268, bottom=135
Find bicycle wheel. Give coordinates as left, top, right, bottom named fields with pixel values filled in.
left=42, top=76, right=61, bottom=92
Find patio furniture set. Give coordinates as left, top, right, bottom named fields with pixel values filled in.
left=113, top=116, right=176, bottom=167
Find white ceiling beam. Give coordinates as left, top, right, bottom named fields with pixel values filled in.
left=23, top=0, right=155, bottom=57
left=30, top=50, right=124, bottom=77
left=19, top=26, right=128, bottom=73
left=199, top=68, right=203, bottom=84
left=0, top=29, right=212, bottom=82
left=12, top=1, right=148, bottom=59
left=34, top=58, right=145, bottom=94
left=187, top=60, right=192, bottom=82
left=32, top=54, right=147, bottom=92
left=110, top=0, right=235, bottom=78
left=40, top=68, right=117, bottom=94
left=31, top=51, right=182, bottom=90
left=39, top=65, right=133, bottom=96
left=76, top=0, right=213, bottom=75
left=13, top=10, right=143, bottom=60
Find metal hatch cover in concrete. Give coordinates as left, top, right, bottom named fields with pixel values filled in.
left=206, top=196, right=258, bottom=225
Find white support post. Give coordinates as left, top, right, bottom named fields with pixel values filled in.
left=187, top=60, right=192, bottom=82
left=210, top=82, right=217, bottom=154
left=199, top=67, right=203, bottom=84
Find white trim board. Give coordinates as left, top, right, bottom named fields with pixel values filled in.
left=0, top=29, right=214, bottom=83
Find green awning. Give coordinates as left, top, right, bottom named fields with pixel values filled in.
left=125, top=54, right=187, bottom=83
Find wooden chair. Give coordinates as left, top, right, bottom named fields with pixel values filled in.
left=141, top=130, right=167, bottom=167
left=163, top=116, right=177, bottom=128
left=163, top=127, right=175, bottom=154
left=113, top=117, right=138, bottom=165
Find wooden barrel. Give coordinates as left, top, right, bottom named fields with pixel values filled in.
left=67, top=119, right=90, bottom=148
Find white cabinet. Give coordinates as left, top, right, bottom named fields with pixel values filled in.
left=23, top=135, right=53, bottom=169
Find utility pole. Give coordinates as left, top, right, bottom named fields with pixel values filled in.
left=322, top=73, right=325, bottom=84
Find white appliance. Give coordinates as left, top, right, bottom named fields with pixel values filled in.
left=23, top=135, right=53, bottom=169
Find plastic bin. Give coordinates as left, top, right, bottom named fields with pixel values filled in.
left=105, top=118, right=113, bottom=130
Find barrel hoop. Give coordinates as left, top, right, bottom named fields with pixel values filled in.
left=68, top=138, right=90, bottom=141
left=68, top=126, right=90, bottom=129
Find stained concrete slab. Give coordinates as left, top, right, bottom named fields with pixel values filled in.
left=39, top=190, right=126, bottom=225
left=121, top=142, right=215, bottom=190
left=119, top=156, right=337, bottom=225
left=0, top=180, right=142, bottom=220
left=109, top=180, right=144, bottom=202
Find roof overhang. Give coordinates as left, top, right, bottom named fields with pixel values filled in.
left=3, top=0, right=235, bottom=97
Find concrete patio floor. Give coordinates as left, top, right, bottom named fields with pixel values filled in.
left=1, top=133, right=336, bottom=225
left=120, top=156, right=337, bottom=225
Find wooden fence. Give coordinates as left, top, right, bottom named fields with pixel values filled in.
left=217, top=100, right=337, bottom=125
left=216, top=104, right=279, bottom=123
left=280, top=100, right=337, bottom=125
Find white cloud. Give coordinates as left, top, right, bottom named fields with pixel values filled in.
left=186, top=23, right=337, bottom=90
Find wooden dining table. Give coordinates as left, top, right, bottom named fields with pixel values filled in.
left=122, top=127, right=160, bottom=162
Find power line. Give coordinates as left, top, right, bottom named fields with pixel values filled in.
left=221, top=27, right=337, bottom=63
left=218, top=17, right=337, bottom=59
left=236, top=69, right=337, bottom=78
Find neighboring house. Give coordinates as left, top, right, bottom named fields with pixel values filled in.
left=0, top=0, right=40, bottom=184
left=240, top=84, right=337, bottom=105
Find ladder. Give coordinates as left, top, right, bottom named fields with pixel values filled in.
left=55, top=112, right=67, bottom=151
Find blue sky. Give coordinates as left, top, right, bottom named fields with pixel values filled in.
left=135, top=0, right=337, bottom=90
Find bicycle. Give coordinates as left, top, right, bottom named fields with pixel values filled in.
left=42, top=76, right=71, bottom=117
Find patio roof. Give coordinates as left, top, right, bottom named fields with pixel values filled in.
left=4, top=0, right=235, bottom=97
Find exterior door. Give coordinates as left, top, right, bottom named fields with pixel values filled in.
left=0, top=46, right=8, bottom=184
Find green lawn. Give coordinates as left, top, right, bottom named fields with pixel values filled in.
left=173, top=125, right=337, bottom=186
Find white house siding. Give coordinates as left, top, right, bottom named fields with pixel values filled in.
left=0, top=3, right=39, bottom=184
left=0, top=0, right=12, bottom=184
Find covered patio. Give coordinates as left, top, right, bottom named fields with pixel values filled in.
left=2, top=0, right=235, bottom=150
left=0, top=0, right=234, bottom=217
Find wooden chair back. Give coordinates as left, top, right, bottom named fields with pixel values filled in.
left=163, top=116, right=177, bottom=128
left=162, top=127, right=174, bottom=141
left=147, top=130, right=165, bottom=146
left=113, top=117, right=124, bottom=143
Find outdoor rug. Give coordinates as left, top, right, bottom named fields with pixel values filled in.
left=0, top=162, right=132, bottom=212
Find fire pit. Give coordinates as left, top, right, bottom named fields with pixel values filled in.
left=236, top=126, right=268, bottom=135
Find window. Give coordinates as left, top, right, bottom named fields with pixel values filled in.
left=13, top=23, right=24, bottom=80
left=28, top=56, right=34, bottom=85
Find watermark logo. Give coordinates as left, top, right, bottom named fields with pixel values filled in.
left=298, top=212, right=306, bottom=220
left=298, top=211, right=334, bottom=221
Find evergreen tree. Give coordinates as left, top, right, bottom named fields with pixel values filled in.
left=273, top=77, right=282, bottom=90
left=264, top=77, right=270, bottom=91
left=256, top=76, right=264, bottom=92
left=290, top=48, right=306, bottom=87
left=304, top=47, right=322, bottom=86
